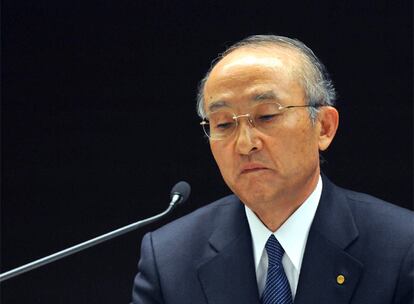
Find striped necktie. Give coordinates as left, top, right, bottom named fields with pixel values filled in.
left=261, top=235, right=293, bottom=304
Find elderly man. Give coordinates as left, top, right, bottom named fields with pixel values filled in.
left=132, top=35, right=414, bottom=304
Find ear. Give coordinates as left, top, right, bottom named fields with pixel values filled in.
left=317, top=106, right=339, bottom=151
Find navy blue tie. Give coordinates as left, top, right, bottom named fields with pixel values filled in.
left=262, top=235, right=293, bottom=304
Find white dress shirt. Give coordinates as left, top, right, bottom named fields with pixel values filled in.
left=244, top=176, right=322, bottom=299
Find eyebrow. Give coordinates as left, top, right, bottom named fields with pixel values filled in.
left=207, top=100, right=231, bottom=113
left=253, top=90, right=279, bottom=102
left=207, top=90, right=280, bottom=113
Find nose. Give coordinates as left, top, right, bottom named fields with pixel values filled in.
left=234, top=120, right=262, bottom=155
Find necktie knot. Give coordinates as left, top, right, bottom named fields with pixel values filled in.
left=265, top=235, right=284, bottom=267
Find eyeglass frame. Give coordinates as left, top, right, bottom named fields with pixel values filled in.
left=199, top=102, right=323, bottom=140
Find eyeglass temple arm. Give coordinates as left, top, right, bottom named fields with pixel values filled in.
left=284, top=104, right=322, bottom=110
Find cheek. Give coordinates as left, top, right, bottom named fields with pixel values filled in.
left=210, top=143, right=234, bottom=176
left=271, top=118, right=319, bottom=162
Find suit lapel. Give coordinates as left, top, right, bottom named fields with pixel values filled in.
left=197, top=199, right=261, bottom=304
left=294, top=176, right=363, bottom=304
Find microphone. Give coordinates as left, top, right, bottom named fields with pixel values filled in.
left=170, top=181, right=191, bottom=207
left=0, top=181, right=191, bottom=282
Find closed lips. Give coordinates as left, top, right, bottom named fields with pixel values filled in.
left=240, top=163, right=268, bottom=173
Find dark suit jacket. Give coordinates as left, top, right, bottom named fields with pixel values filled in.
left=132, top=176, right=414, bottom=303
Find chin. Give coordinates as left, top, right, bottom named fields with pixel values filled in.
left=232, top=180, right=278, bottom=206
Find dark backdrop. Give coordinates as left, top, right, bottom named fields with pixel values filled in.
left=1, top=1, right=412, bottom=303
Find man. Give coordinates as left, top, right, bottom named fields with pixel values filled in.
left=132, top=35, right=414, bottom=303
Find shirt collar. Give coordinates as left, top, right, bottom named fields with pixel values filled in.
left=245, top=175, right=322, bottom=272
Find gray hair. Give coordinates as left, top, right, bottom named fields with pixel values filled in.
left=196, top=35, right=337, bottom=122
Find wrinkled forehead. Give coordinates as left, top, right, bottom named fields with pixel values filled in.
left=203, top=47, right=304, bottom=112
left=205, top=47, right=302, bottom=90
left=209, top=46, right=301, bottom=80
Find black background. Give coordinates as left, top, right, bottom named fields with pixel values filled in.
left=1, top=0, right=412, bottom=303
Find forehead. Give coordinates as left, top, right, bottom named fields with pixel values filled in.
left=203, top=47, right=304, bottom=110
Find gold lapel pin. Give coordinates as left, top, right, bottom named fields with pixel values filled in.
left=336, top=274, right=345, bottom=285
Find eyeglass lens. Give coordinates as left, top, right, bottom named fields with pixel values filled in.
left=203, top=102, right=286, bottom=140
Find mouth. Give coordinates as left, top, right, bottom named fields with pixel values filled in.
left=240, top=164, right=269, bottom=174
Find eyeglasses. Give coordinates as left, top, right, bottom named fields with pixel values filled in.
left=200, top=102, right=322, bottom=140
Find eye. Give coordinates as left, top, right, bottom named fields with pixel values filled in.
left=216, top=122, right=235, bottom=130
left=257, top=114, right=279, bottom=122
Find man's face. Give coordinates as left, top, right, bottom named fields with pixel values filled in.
left=203, top=47, right=324, bottom=212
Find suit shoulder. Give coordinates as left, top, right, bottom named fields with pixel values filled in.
left=341, top=187, right=414, bottom=237
left=151, top=194, right=239, bottom=241
left=144, top=194, right=242, bottom=266
left=343, top=187, right=413, bottom=215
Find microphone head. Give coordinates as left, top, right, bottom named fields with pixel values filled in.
left=170, top=181, right=191, bottom=205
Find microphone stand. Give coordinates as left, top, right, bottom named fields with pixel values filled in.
left=0, top=198, right=180, bottom=282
